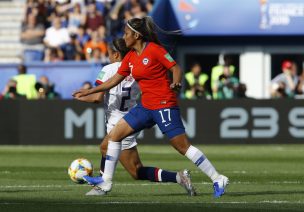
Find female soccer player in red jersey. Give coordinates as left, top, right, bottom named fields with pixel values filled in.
left=74, top=38, right=195, bottom=196
left=73, top=16, right=229, bottom=198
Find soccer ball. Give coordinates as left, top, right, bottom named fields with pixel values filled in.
left=68, top=158, right=93, bottom=184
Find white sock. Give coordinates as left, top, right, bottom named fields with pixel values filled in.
left=102, top=141, right=121, bottom=182
left=176, top=173, right=181, bottom=184
left=185, top=145, right=219, bottom=182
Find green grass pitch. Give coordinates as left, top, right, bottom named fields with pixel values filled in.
left=0, top=145, right=303, bottom=212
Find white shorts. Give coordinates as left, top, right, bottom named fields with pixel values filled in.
left=106, top=111, right=138, bottom=150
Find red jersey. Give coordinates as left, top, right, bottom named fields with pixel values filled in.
left=117, top=42, right=177, bottom=110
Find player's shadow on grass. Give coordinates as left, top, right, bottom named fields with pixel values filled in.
left=227, top=190, right=304, bottom=196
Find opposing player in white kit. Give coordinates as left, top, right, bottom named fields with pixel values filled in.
left=74, top=38, right=196, bottom=196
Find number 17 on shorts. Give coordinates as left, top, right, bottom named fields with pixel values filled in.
left=153, top=107, right=185, bottom=139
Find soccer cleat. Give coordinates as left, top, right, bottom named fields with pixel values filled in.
left=213, top=175, right=229, bottom=198
left=85, top=186, right=107, bottom=196
left=83, top=175, right=104, bottom=186
left=178, top=169, right=197, bottom=196
left=95, top=180, right=112, bottom=193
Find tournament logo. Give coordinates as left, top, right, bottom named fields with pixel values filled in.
left=165, top=53, right=174, bottom=62
left=97, top=71, right=105, bottom=79
left=142, top=58, right=149, bottom=65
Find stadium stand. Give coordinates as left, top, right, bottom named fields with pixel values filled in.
left=0, top=0, right=24, bottom=63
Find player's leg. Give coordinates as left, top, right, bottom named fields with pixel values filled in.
left=98, top=117, right=133, bottom=176
left=99, top=134, right=109, bottom=174
left=116, top=109, right=196, bottom=195
left=101, top=118, right=135, bottom=184
left=119, top=146, right=142, bottom=179
left=171, top=134, right=229, bottom=198
left=119, top=144, right=196, bottom=196
left=84, top=133, right=135, bottom=195
left=101, top=132, right=194, bottom=189
left=117, top=105, right=181, bottom=183
left=86, top=104, right=150, bottom=193
left=119, top=146, right=175, bottom=181
left=109, top=131, right=181, bottom=184
left=170, top=133, right=220, bottom=178
left=98, top=134, right=182, bottom=184
left=94, top=104, right=168, bottom=193
left=83, top=135, right=109, bottom=187
left=86, top=117, right=136, bottom=195
left=154, top=107, right=229, bottom=197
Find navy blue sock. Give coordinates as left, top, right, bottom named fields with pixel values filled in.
left=100, top=156, right=106, bottom=175
left=161, top=169, right=178, bottom=183
left=137, top=167, right=177, bottom=183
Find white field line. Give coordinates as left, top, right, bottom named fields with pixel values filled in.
left=0, top=201, right=304, bottom=205
left=0, top=184, right=181, bottom=188
left=1, top=170, right=303, bottom=175
left=231, top=181, right=303, bottom=185
left=0, top=180, right=303, bottom=189
left=192, top=170, right=303, bottom=174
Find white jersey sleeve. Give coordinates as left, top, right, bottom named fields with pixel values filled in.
left=95, top=63, right=117, bottom=86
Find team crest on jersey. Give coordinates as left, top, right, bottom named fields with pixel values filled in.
left=142, top=58, right=149, bottom=65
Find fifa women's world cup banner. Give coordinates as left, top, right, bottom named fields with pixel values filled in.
left=0, top=99, right=303, bottom=145
left=159, top=0, right=304, bottom=36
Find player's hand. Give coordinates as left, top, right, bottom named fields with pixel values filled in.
left=170, top=82, right=182, bottom=92
left=72, top=89, right=90, bottom=98
left=72, top=93, right=82, bottom=100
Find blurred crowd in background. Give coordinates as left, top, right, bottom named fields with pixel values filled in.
left=270, top=60, right=304, bottom=99
left=20, top=0, right=154, bottom=63
left=183, top=58, right=304, bottom=100
left=1, top=0, right=304, bottom=101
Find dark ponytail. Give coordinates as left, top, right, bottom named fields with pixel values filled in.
left=110, top=38, right=130, bottom=58
left=127, top=16, right=183, bottom=45
left=142, top=16, right=161, bottom=45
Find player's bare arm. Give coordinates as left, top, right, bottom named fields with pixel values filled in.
left=169, top=64, right=182, bottom=92
left=74, top=92, right=104, bottom=104
left=72, top=73, right=125, bottom=98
